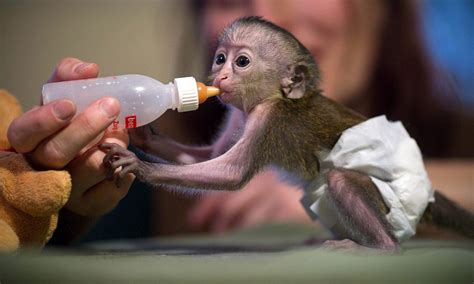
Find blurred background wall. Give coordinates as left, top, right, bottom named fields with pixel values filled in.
left=422, top=0, right=473, bottom=106
left=0, top=0, right=472, bottom=111
left=0, top=0, right=471, bottom=240
left=0, top=0, right=204, bottom=110
left=0, top=0, right=212, bottom=239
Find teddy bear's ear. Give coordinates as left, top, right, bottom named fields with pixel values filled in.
left=0, top=90, right=23, bottom=150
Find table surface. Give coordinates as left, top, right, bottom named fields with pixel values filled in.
left=0, top=224, right=472, bottom=283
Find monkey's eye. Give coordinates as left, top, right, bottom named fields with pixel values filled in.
left=235, top=55, right=250, bottom=67
left=215, top=53, right=226, bottom=65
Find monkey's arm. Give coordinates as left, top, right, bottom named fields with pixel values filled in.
left=130, top=108, right=245, bottom=164
left=100, top=137, right=252, bottom=191
left=101, top=106, right=264, bottom=190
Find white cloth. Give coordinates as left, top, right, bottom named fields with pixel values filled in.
left=301, top=115, right=434, bottom=241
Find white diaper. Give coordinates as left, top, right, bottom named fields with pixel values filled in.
left=301, top=115, right=434, bottom=241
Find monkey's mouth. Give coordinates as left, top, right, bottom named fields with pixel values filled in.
left=218, top=92, right=234, bottom=103
left=217, top=87, right=235, bottom=103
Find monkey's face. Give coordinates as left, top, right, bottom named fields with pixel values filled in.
left=210, top=21, right=319, bottom=111
left=211, top=43, right=252, bottom=110
left=210, top=42, right=279, bottom=112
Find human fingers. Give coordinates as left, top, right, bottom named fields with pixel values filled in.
left=66, top=129, right=129, bottom=201
left=270, top=187, right=312, bottom=223
left=190, top=172, right=277, bottom=231
left=235, top=185, right=311, bottom=228
left=212, top=172, right=280, bottom=228
left=29, top=97, right=120, bottom=169
left=7, top=100, right=76, bottom=153
left=232, top=199, right=275, bottom=230
left=66, top=176, right=134, bottom=217
left=65, top=130, right=132, bottom=217
left=8, top=57, right=100, bottom=154
left=189, top=171, right=272, bottom=228
left=188, top=192, right=228, bottom=227
left=48, top=57, right=99, bottom=83
left=211, top=186, right=268, bottom=233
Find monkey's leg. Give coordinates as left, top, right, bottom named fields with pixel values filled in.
left=322, top=169, right=398, bottom=250
left=100, top=142, right=251, bottom=191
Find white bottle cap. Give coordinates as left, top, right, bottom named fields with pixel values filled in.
left=174, top=77, right=199, bottom=112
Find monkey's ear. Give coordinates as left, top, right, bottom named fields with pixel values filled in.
left=281, top=64, right=308, bottom=99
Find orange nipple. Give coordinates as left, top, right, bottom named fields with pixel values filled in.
left=197, top=82, right=221, bottom=104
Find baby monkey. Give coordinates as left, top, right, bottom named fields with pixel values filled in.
left=101, top=17, right=473, bottom=250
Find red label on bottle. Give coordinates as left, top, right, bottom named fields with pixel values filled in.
left=125, top=115, right=137, bottom=129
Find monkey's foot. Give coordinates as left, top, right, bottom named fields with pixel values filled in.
left=100, top=143, right=143, bottom=188
left=319, top=239, right=395, bottom=255
left=303, top=235, right=325, bottom=246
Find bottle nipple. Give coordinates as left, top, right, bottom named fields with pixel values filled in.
left=196, top=82, right=221, bottom=104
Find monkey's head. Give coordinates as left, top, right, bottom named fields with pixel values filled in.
left=210, top=16, right=320, bottom=112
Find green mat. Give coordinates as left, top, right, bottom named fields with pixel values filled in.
left=0, top=224, right=472, bottom=283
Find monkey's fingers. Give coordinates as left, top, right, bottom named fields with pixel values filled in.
left=100, top=142, right=133, bottom=154
left=105, top=162, right=116, bottom=181
left=102, top=150, right=118, bottom=169
left=108, top=156, right=137, bottom=172
left=100, top=142, right=134, bottom=163
left=117, top=164, right=138, bottom=188
left=104, top=156, right=138, bottom=187
left=103, top=155, right=120, bottom=182
left=101, top=145, right=119, bottom=178
left=99, top=142, right=119, bottom=151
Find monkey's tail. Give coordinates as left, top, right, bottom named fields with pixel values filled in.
left=420, top=191, right=474, bottom=238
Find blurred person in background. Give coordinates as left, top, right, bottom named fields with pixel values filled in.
left=186, top=0, right=473, bottom=234
left=9, top=0, right=470, bottom=243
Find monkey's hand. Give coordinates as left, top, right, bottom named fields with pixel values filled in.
left=100, top=143, right=150, bottom=188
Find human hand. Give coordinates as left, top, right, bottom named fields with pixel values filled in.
left=7, top=57, right=134, bottom=217
left=188, top=170, right=313, bottom=233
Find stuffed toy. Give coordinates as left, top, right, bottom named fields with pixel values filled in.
left=0, top=89, right=71, bottom=251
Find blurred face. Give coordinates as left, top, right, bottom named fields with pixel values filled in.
left=202, top=0, right=385, bottom=107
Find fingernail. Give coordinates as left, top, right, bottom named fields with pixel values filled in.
left=74, top=62, right=92, bottom=74
left=53, top=100, right=76, bottom=120
left=99, top=97, right=120, bottom=118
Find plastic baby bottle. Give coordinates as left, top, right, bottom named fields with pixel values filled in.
left=42, top=75, right=220, bottom=130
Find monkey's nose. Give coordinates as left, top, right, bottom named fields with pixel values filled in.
left=213, top=75, right=228, bottom=89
